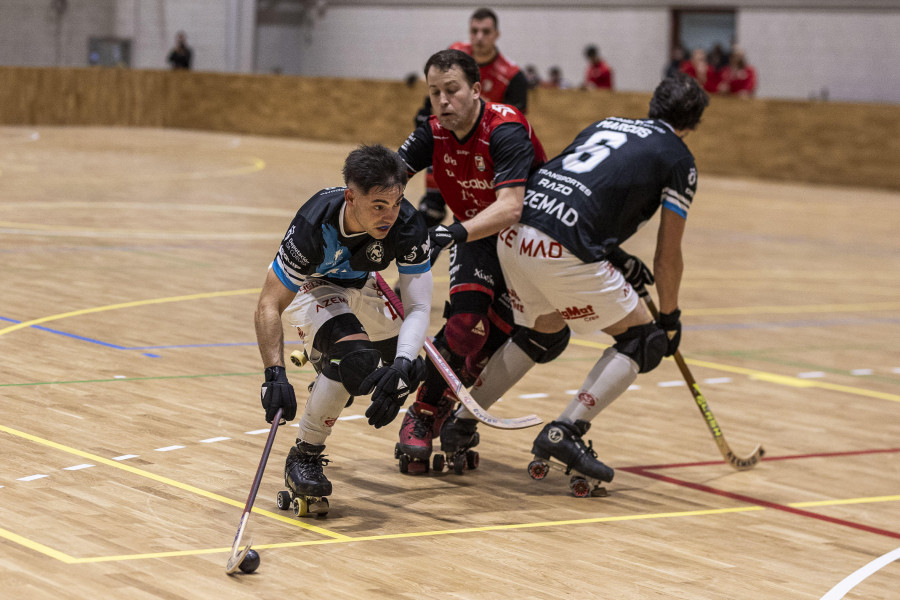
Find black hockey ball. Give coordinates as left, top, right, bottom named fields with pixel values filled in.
left=239, top=549, right=260, bottom=574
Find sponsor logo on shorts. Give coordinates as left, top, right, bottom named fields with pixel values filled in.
left=508, top=288, right=524, bottom=313
left=473, top=268, right=494, bottom=286
left=296, top=328, right=306, bottom=340
left=560, top=305, right=597, bottom=321
left=299, top=280, right=325, bottom=294
left=577, top=392, right=596, bottom=407
left=315, top=297, right=348, bottom=312
left=519, top=238, right=563, bottom=258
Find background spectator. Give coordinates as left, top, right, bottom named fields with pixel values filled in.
left=542, top=66, right=572, bottom=89
left=664, top=45, right=686, bottom=78
left=524, top=64, right=541, bottom=89
left=717, top=46, right=757, bottom=97
left=167, top=31, right=192, bottom=70
left=680, top=47, right=719, bottom=93
left=582, top=44, right=613, bottom=90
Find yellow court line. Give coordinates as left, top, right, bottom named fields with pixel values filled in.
left=569, top=339, right=900, bottom=404
left=0, top=424, right=347, bottom=541
left=0, top=525, right=79, bottom=564
left=0, top=289, right=261, bottom=338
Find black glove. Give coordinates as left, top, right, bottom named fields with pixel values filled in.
left=260, top=366, right=297, bottom=423
left=606, top=247, right=654, bottom=293
left=428, top=222, right=468, bottom=264
left=657, top=309, right=682, bottom=356
left=360, top=356, right=425, bottom=428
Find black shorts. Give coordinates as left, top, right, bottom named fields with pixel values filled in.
left=446, top=235, right=515, bottom=334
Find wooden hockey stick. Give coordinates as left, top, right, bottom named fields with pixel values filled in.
left=374, top=272, right=542, bottom=430
left=225, top=407, right=283, bottom=574
left=638, top=287, right=764, bottom=471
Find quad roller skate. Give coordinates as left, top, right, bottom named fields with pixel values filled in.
left=436, top=416, right=480, bottom=474
left=394, top=392, right=453, bottom=474
left=276, top=441, right=331, bottom=517
left=527, top=420, right=613, bottom=498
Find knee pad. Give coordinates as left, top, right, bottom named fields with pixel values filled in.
left=321, top=340, right=382, bottom=396
left=512, top=326, right=571, bottom=363
left=612, top=323, right=668, bottom=373
left=445, top=313, right=490, bottom=357
left=313, top=313, right=366, bottom=354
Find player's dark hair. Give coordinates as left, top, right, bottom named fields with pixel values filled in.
left=424, top=49, right=480, bottom=86
left=648, top=73, right=709, bottom=131
left=471, top=7, right=498, bottom=28
left=342, top=144, right=408, bottom=194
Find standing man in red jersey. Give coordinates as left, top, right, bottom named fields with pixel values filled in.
left=395, top=49, right=546, bottom=472
left=416, top=7, right=530, bottom=230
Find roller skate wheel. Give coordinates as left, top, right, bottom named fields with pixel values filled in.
left=465, top=450, right=479, bottom=470
left=289, top=350, right=308, bottom=367
left=276, top=490, right=292, bottom=511
left=452, top=457, right=464, bottom=475
left=528, top=460, right=548, bottom=480
left=570, top=477, right=591, bottom=498
left=394, top=443, right=402, bottom=459
left=432, top=453, right=445, bottom=472
left=291, top=496, right=308, bottom=517
left=408, top=460, right=429, bottom=475
left=398, top=453, right=410, bottom=473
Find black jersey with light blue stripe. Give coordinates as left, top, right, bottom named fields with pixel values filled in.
left=519, top=117, right=698, bottom=263
left=272, top=187, right=430, bottom=291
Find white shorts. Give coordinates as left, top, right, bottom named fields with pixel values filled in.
left=497, top=224, right=639, bottom=336
left=282, top=275, right=402, bottom=348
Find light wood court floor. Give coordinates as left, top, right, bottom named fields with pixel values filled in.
left=1, top=126, right=898, bottom=599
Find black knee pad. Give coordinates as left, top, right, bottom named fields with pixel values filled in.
left=314, top=314, right=381, bottom=395
left=313, top=313, right=366, bottom=354
left=512, top=326, right=571, bottom=363
left=613, top=322, right=668, bottom=373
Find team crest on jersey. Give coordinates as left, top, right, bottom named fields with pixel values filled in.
left=366, top=241, right=384, bottom=263
left=474, top=155, right=486, bottom=171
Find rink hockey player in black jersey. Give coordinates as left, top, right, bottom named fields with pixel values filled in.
left=439, top=73, right=710, bottom=496
left=254, top=144, right=432, bottom=515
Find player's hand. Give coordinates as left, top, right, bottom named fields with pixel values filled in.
left=428, top=223, right=467, bottom=264
left=657, top=309, right=682, bottom=356
left=260, top=366, right=297, bottom=423
left=606, top=247, right=654, bottom=293
left=360, top=357, right=425, bottom=428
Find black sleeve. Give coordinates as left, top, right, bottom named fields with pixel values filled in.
left=398, top=123, right=435, bottom=176
left=503, top=71, right=529, bottom=113
left=413, top=96, right=431, bottom=128
left=489, top=123, right=535, bottom=189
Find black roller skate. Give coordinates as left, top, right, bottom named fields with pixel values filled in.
left=394, top=390, right=453, bottom=474
left=437, top=416, right=480, bottom=474
left=276, top=441, right=331, bottom=517
left=527, top=420, right=613, bottom=498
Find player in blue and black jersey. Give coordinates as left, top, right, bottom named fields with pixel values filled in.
left=254, top=144, right=432, bottom=510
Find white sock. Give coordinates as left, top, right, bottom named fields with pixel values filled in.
left=559, top=347, right=638, bottom=423
left=455, top=339, right=536, bottom=420
left=297, top=375, right=350, bottom=445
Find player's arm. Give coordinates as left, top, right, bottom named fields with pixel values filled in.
left=398, top=123, right=435, bottom=176
left=504, top=71, right=529, bottom=113
left=653, top=208, right=685, bottom=315
left=395, top=270, right=433, bottom=360
left=458, top=184, right=525, bottom=242
left=254, top=268, right=296, bottom=369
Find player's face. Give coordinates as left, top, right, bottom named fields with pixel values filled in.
left=426, top=66, right=481, bottom=137
left=469, top=17, right=499, bottom=60
left=343, top=184, right=404, bottom=239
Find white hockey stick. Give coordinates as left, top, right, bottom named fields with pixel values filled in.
left=375, top=272, right=541, bottom=430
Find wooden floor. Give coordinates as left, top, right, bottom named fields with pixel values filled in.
left=1, top=126, right=898, bottom=600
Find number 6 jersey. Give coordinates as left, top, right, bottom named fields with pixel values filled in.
left=520, top=117, right=698, bottom=263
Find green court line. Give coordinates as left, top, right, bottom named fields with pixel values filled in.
left=0, top=371, right=312, bottom=387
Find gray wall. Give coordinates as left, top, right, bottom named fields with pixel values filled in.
left=1, top=1, right=898, bottom=103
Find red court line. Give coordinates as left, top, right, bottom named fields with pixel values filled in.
left=620, top=446, right=900, bottom=540
left=629, top=447, right=900, bottom=471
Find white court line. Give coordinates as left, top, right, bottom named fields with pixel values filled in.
left=154, top=445, right=185, bottom=452
left=798, top=371, right=826, bottom=379
left=519, top=393, right=548, bottom=399
left=565, top=389, right=579, bottom=395
left=62, top=464, right=94, bottom=471
left=658, top=381, right=685, bottom=388
left=892, top=367, right=900, bottom=374
left=17, top=474, right=49, bottom=481
left=627, top=384, right=640, bottom=391
left=199, top=436, right=231, bottom=443
left=339, top=414, right=366, bottom=421
left=112, top=454, right=138, bottom=461
left=819, top=546, right=900, bottom=600
left=703, top=377, right=732, bottom=384
left=850, top=369, right=873, bottom=376
left=245, top=428, right=269, bottom=435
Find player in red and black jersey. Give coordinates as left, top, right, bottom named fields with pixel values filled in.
left=416, top=7, right=530, bottom=229
left=395, top=49, right=546, bottom=470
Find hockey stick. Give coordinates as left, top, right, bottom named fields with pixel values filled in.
left=225, top=407, right=283, bottom=574
left=637, top=287, right=764, bottom=471
left=374, top=272, right=542, bottom=430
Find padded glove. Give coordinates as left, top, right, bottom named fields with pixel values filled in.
left=606, top=247, right=654, bottom=292
left=428, top=222, right=468, bottom=265
left=260, top=366, right=297, bottom=423
left=657, top=309, right=682, bottom=357
left=360, top=356, right=426, bottom=428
